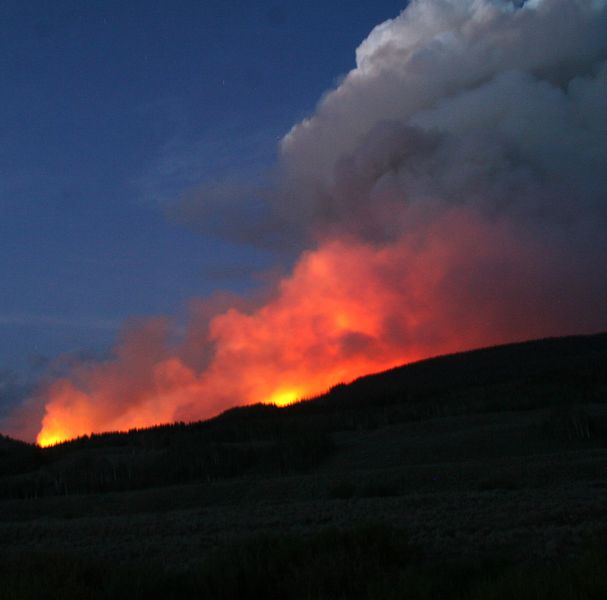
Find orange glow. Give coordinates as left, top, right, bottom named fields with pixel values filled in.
left=35, top=208, right=567, bottom=446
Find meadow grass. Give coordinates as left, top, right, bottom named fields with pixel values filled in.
left=1, top=523, right=606, bottom=600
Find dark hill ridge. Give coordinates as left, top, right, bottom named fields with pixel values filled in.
left=203, top=331, right=607, bottom=424
left=0, top=433, right=31, bottom=451
left=0, top=332, right=606, bottom=500
left=301, top=331, right=607, bottom=412
left=2, top=332, right=607, bottom=593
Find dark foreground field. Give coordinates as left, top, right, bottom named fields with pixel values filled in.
left=1, top=333, right=607, bottom=599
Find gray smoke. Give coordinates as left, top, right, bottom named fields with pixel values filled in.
left=277, top=0, right=607, bottom=239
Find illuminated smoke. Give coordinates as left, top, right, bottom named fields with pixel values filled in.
left=20, top=0, right=607, bottom=445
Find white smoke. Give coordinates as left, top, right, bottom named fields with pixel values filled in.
left=278, top=0, right=607, bottom=236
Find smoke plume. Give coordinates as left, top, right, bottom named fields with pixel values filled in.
left=13, top=0, right=607, bottom=445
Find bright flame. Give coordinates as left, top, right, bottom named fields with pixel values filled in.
left=269, top=389, right=302, bottom=407
left=37, top=433, right=65, bottom=448
left=34, top=208, right=577, bottom=446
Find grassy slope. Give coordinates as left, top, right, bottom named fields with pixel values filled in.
left=1, top=333, right=607, bottom=598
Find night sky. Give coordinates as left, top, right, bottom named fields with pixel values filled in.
left=0, top=1, right=404, bottom=409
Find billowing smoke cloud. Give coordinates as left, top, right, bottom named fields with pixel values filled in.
left=11, top=0, right=607, bottom=445
left=279, top=0, right=607, bottom=230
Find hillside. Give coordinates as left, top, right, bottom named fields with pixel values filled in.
left=1, top=333, right=607, bottom=599
left=2, top=333, right=606, bottom=497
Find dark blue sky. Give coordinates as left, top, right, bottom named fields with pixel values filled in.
left=0, top=1, right=405, bottom=387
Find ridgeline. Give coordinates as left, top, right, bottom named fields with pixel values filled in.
left=2, top=332, right=606, bottom=498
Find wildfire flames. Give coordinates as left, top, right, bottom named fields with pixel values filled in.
left=21, top=0, right=607, bottom=445
left=36, top=208, right=577, bottom=446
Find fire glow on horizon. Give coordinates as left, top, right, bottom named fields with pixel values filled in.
left=36, top=208, right=578, bottom=447
left=22, top=0, right=607, bottom=445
